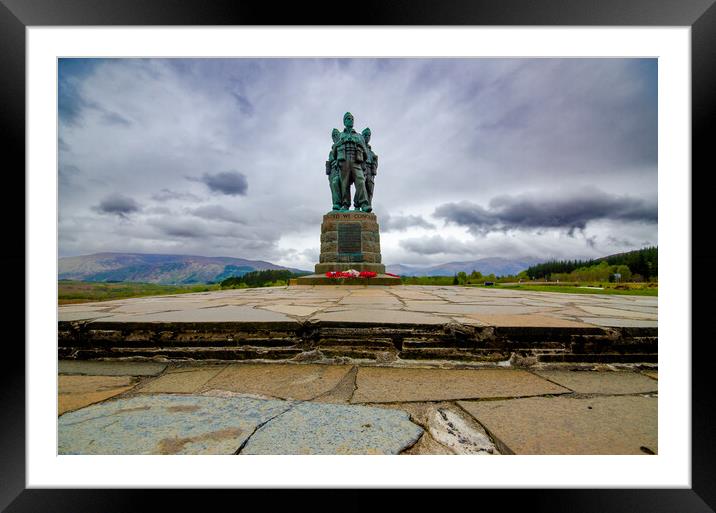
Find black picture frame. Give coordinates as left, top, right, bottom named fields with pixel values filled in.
left=2, top=1, right=714, bottom=511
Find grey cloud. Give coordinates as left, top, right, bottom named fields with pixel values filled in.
left=230, top=91, right=255, bottom=116
left=190, top=205, right=244, bottom=224
left=197, top=171, right=248, bottom=196
left=400, top=235, right=470, bottom=255
left=434, top=188, right=657, bottom=235
left=94, top=194, right=141, bottom=217
left=152, top=189, right=202, bottom=202
left=101, top=111, right=132, bottom=126
left=381, top=213, right=435, bottom=232
left=59, top=164, right=81, bottom=186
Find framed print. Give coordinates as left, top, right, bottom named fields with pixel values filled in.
left=3, top=0, right=715, bottom=511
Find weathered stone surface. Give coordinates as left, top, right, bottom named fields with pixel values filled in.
left=58, top=375, right=138, bottom=415
left=59, top=286, right=658, bottom=365
left=58, top=394, right=293, bottom=455
left=426, top=406, right=498, bottom=454
left=137, top=366, right=226, bottom=393
left=319, top=251, right=381, bottom=263
left=240, top=402, right=423, bottom=455
left=203, top=363, right=352, bottom=400
left=321, top=231, right=338, bottom=243
left=351, top=367, right=569, bottom=403
left=311, top=309, right=447, bottom=325
left=257, top=304, right=324, bottom=317
left=533, top=370, right=658, bottom=394
left=577, top=305, right=657, bottom=320
left=361, top=241, right=380, bottom=253
left=321, top=217, right=379, bottom=233
left=59, top=360, right=167, bottom=376
left=58, top=311, right=116, bottom=322
left=579, top=317, right=658, bottom=328
left=458, top=395, right=657, bottom=454
left=89, top=306, right=297, bottom=323
left=462, top=314, right=596, bottom=328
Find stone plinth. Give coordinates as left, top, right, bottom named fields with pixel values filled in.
left=297, top=211, right=400, bottom=285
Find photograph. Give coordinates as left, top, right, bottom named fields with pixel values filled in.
left=4, top=2, right=711, bottom=510
left=56, top=57, right=659, bottom=457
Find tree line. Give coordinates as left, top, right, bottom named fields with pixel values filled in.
left=220, top=269, right=306, bottom=288
left=524, top=246, right=658, bottom=281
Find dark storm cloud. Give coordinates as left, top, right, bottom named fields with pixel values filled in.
left=197, top=171, right=248, bottom=196
left=381, top=213, right=435, bottom=232
left=93, top=194, right=141, bottom=218
left=434, top=188, right=657, bottom=235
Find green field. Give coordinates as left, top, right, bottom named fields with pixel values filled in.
left=58, top=280, right=221, bottom=304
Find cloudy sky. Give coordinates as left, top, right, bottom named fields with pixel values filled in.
left=58, top=58, right=657, bottom=270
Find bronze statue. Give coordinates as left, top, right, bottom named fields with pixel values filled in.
left=326, top=128, right=342, bottom=210
left=330, top=112, right=372, bottom=212
left=360, top=127, right=378, bottom=206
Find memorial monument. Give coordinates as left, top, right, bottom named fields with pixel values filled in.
left=296, top=112, right=400, bottom=285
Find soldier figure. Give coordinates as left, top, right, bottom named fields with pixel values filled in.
left=331, top=112, right=372, bottom=212
left=326, top=128, right=342, bottom=211
left=359, top=127, right=378, bottom=206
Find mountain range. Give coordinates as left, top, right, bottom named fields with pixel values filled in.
left=385, top=257, right=543, bottom=277
left=58, top=252, right=544, bottom=284
left=58, top=252, right=306, bottom=284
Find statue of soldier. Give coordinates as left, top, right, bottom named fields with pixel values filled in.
left=326, top=128, right=342, bottom=210
left=332, top=112, right=371, bottom=212
left=359, top=127, right=378, bottom=206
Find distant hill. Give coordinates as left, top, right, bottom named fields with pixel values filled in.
left=386, top=257, right=543, bottom=277
left=58, top=252, right=308, bottom=284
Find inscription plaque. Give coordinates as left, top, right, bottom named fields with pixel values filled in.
left=337, top=222, right=362, bottom=254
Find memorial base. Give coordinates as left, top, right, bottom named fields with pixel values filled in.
left=302, top=211, right=398, bottom=285
left=294, top=273, right=401, bottom=286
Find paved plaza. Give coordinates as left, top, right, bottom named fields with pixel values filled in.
left=58, top=360, right=657, bottom=455
left=59, top=285, right=657, bottom=365
left=57, top=286, right=657, bottom=455
left=59, top=285, right=657, bottom=328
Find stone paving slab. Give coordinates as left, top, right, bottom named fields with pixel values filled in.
left=461, top=314, right=595, bottom=328
left=240, top=402, right=423, bottom=455
left=59, top=360, right=167, bottom=376
left=58, top=394, right=293, bottom=455
left=59, top=285, right=657, bottom=329
left=59, top=375, right=139, bottom=415
left=533, top=370, right=658, bottom=394
left=137, top=366, right=226, bottom=394
left=373, top=401, right=498, bottom=455
left=311, top=308, right=447, bottom=324
left=87, top=305, right=297, bottom=323
left=351, top=367, right=570, bottom=403
left=458, top=395, right=657, bottom=455
left=201, top=363, right=353, bottom=400
left=578, top=317, right=658, bottom=328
